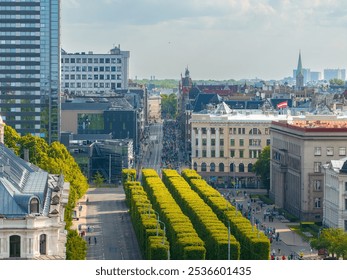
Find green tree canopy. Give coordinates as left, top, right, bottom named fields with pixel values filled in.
left=252, top=145, right=270, bottom=193
left=329, top=78, right=344, bottom=86
left=160, top=93, right=177, bottom=119
left=310, top=228, right=347, bottom=259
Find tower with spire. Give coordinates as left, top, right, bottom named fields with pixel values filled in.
left=296, top=51, right=304, bottom=90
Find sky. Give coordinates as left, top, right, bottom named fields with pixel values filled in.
left=61, top=0, right=347, bottom=81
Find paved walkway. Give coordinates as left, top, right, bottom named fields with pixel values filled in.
left=219, top=188, right=319, bottom=260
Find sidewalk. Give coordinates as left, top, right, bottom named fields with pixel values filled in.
left=221, top=188, right=319, bottom=260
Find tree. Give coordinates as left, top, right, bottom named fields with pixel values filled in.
left=252, top=146, right=270, bottom=194
left=65, top=230, right=87, bottom=260
left=93, top=171, right=104, bottom=188
left=310, top=228, right=347, bottom=259
left=329, top=78, right=344, bottom=86
left=160, top=93, right=177, bottom=119
left=4, top=125, right=20, bottom=155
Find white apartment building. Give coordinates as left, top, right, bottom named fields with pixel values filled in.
left=322, top=158, right=347, bottom=231
left=61, top=46, right=130, bottom=96
left=270, top=115, right=347, bottom=222
left=190, top=102, right=287, bottom=188
left=148, top=94, right=162, bottom=123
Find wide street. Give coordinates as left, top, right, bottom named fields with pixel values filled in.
left=74, top=187, right=142, bottom=260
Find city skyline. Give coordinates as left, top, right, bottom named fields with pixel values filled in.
left=61, top=0, right=347, bottom=81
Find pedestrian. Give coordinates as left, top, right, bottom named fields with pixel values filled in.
left=282, top=255, right=286, bottom=260
left=88, top=237, right=91, bottom=244
left=94, top=236, right=97, bottom=244
left=278, top=248, right=281, bottom=255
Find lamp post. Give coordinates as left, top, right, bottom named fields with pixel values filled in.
left=228, top=220, right=231, bottom=260
left=158, top=220, right=170, bottom=260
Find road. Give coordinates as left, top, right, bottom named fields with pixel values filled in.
left=81, top=187, right=142, bottom=260
left=140, top=123, right=163, bottom=174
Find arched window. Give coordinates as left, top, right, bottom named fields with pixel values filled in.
left=193, top=162, right=198, bottom=171
left=219, top=163, right=224, bottom=172
left=230, top=163, right=235, bottom=172
left=40, top=234, right=47, bottom=255
left=248, top=163, right=253, bottom=172
left=30, top=198, right=39, bottom=214
left=201, top=162, right=207, bottom=172
left=239, top=163, right=244, bottom=172
left=249, top=128, right=261, bottom=135
left=10, top=235, right=21, bottom=258
left=210, top=163, right=215, bottom=172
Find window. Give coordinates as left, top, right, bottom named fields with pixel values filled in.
left=314, top=198, right=321, bottom=208
left=220, top=150, right=224, bottom=157
left=195, top=139, right=198, bottom=146
left=239, top=163, right=244, bottom=172
left=202, top=128, right=207, bottom=134
left=202, top=139, right=207, bottom=146
left=230, top=163, right=235, bottom=172
left=314, top=147, right=321, bottom=156
left=265, top=128, right=270, bottom=135
left=314, top=162, right=321, bottom=173
left=249, top=139, right=261, bottom=146
left=249, top=128, right=261, bottom=135
left=339, top=147, right=346, bottom=156
left=238, top=128, right=245, bottom=134
left=210, top=163, right=215, bottom=172
left=230, top=150, right=235, bottom=157
left=345, top=182, right=347, bottom=191
left=30, top=197, right=39, bottom=214
left=345, top=220, right=347, bottom=231
left=195, top=150, right=198, bottom=157
left=211, top=139, right=215, bottom=146
left=202, top=150, right=207, bottom=157
left=230, top=139, right=235, bottom=146
left=314, top=180, right=321, bottom=191
left=211, top=128, right=215, bottom=134
left=239, top=150, right=244, bottom=158
left=220, top=139, right=224, bottom=146
left=248, top=163, right=253, bottom=173
left=201, top=163, right=207, bottom=172
left=266, top=139, right=271, bottom=146
left=326, top=147, right=334, bottom=156
left=219, top=163, right=224, bottom=172
left=239, top=139, right=244, bottom=146
left=211, top=150, right=215, bottom=157
left=219, top=128, right=224, bottom=135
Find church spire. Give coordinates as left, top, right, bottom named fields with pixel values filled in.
left=296, top=50, right=304, bottom=90
left=297, top=50, right=303, bottom=75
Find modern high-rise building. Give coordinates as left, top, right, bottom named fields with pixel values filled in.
left=0, top=0, right=61, bottom=143
left=324, top=68, right=346, bottom=81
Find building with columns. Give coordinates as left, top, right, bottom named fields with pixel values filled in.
left=0, top=120, right=70, bottom=259
left=270, top=115, right=347, bottom=222
left=190, top=102, right=287, bottom=188
left=322, top=158, right=347, bottom=231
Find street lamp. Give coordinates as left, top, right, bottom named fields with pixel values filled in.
left=228, top=220, right=231, bottom=260
left=158, top=220, right=170, bottom=260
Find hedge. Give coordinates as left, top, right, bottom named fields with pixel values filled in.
left=141, top=169, right=206, bottom=260
left=181, top=169, right=270, bottom=260
left=122, top=172, right=170, bottom=260
left=162, top=169, right=240, bottom=260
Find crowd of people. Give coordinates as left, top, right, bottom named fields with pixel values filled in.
left=161, top=120, right=180, bottom=169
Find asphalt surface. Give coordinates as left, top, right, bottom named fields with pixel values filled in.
left=73, top=187, right=142, bottom=260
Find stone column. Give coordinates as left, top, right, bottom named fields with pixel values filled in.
left=216, top=127, right=220, bottom=157
left=206, top=128, right=211, bottom=158
left=198, top=128, right=202, bottom=158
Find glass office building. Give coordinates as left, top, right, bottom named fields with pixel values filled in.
left=0, top=0, right=60, bottom=143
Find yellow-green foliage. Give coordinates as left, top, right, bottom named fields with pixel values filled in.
left=182, top=169, right=270, bottom=260
left=122, top=171, right=169, bottom=260
left=162, top=169, right=240, bottom=260
left=122, top=169, right=136, bottom=183
left=141, top=169, right=206, bottom=260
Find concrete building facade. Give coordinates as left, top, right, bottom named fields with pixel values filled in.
left=322, top=158, right=347, bottom=231
left=190, top=102, right=287, bottom=188
left=270, top=115, right=347, bottom=222
left=61, top=46, right=130, bottom=96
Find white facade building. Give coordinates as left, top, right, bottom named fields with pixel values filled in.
left=190, top=102, right=287, bottom=188
left=61, top=46, right=130, bottom=96
left=323, top=158, right=347, bottom=231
